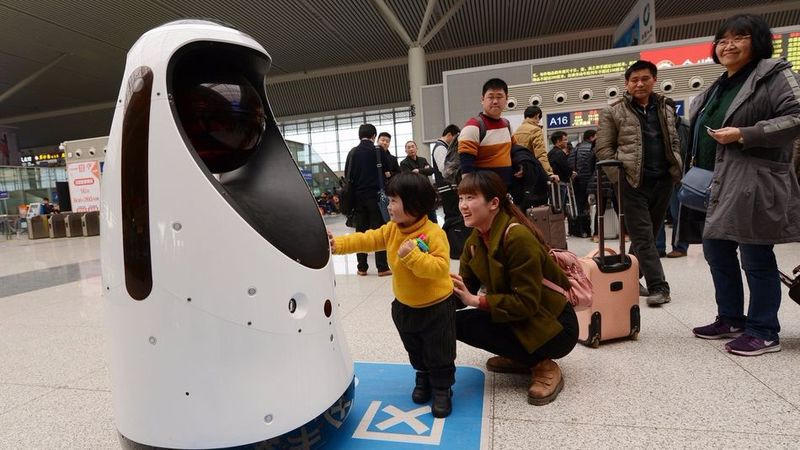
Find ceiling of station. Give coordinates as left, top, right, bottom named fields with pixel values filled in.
left=0, top=0, right=798, bottom=148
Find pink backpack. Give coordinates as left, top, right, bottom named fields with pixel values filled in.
left=542, top=249, right=593, bottom=308
left=503, top=223, right=593, bottom=308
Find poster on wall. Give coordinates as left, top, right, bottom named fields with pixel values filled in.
left=67, top=161, right=101, bottom=212
left=612, top=0, right=656, bottom=48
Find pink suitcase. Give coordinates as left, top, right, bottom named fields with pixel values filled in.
left=576, top=160, right=640, bottom=348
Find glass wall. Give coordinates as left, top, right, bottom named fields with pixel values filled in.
left=0, top=166, right=67, bottom=216
left=279, top=106, right=413, bottom=173
left=285, top=140, right=339, bottom=198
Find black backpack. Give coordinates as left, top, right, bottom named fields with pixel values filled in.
left=509, top=144, right=548, bottom=210
left=442, top=114, right=511, bottom=185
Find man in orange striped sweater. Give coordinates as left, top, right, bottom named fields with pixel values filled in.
left=458, top=78, right=515, bottom=185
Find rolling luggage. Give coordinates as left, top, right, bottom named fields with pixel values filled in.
left=576, top=160, right=640, bottom=348
left=591, top=201, right=619, bottom=239
left=526, top=182, right=567, bottom=250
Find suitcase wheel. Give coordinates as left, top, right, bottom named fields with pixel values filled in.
left=629, top=331, right=639, bottom=341
left=589, top=335, right=600, bottom=348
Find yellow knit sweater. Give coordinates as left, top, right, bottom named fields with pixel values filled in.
left=333, top=217, right=453, bottom=308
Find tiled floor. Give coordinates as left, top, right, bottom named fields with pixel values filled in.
left=1, top=215, right=799, bottom=449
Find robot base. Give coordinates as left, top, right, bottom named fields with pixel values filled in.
left=118, top=377, right=355, bottom=450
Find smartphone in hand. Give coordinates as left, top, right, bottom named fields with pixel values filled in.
left=705, top=125, right=717, bottom=133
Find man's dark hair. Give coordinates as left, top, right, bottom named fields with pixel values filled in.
left=442, top=124, right=460, bottom=137
left=523, top=106, right=542, bottom=119
left=359, top=124, right=377, bottom=140
left=712, top=14, right=773, bottom=64
left=482, top=78, right=508, bottom=96
left=624, top=60, right=658, bottom=80
left=550, top=131, right=568, bottom=145
left=384, top=172, right=437, bottom=220
left=583, top=129, right=597, bottom=141
left=378, top=131, right=392, bottom=140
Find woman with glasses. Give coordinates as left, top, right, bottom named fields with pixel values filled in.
left=687, top=14, right=800, bottom=356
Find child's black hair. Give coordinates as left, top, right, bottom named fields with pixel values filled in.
left=385, top=172, right=437, bottom=220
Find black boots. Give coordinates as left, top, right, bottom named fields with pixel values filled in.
left=412, top=371, right=452, bottom=417
left=412, top=371, right=431, bottom=404
left=431, top=388, right=452, bottom=418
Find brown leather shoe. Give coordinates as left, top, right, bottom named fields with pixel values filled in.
left=666, top=250, right=687, bottom=258
left=357, top=271, right=367, bottom=276
left=378, top=270, right=392, bottom=277
left=527, top=359, right=564, bottom=406
left=486, top=356, right=529, bottom=374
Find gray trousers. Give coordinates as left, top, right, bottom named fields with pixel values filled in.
left=621, top=176, right=674, bottom=293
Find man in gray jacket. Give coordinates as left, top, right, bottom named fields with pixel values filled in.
left=596, top=60, right=683, bottom=306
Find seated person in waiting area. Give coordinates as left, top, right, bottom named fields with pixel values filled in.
left=451, top=171, right=578, bottom=406
left=328, top=172, right=458, bottom=418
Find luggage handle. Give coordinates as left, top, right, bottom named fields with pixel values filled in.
left=566, top=180, right=578, bottom=218
left=595, top=160, right=626, bottom=266
left=548, top=181, right=563, bottom=214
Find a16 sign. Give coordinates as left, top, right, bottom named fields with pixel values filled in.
left=547, top=112, right=571, bottom=129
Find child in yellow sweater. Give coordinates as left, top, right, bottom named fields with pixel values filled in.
left=328, top=172, right=456, bottom=418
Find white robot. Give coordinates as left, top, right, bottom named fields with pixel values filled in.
left=101, top=20, right=354, bottom=449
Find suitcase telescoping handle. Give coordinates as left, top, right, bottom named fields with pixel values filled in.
left=595, top=160, right=626, bottom=267
left=548, top=181, right=563, bottom=214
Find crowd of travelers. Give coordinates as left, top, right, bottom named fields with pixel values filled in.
left=329, top=14, right=800, bottom=417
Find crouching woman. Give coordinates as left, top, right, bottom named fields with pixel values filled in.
left=451, top=171, right=578, bottom=405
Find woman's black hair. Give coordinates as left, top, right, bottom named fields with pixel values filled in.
left=457, top=171, right=549, bottom=249
left=712, top=14, right=773, bottom=64
left=384, top=172, right=437, bottom=220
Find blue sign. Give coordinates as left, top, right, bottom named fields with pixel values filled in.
left=301, top=169, right=313, bottom=185
left=675, top=100, right=685, bottom=116
left=547, top=112, right=571, bottom=129
left=0, top=191, right=8, bottom=200
left=326, top=362, right=487, bottom=449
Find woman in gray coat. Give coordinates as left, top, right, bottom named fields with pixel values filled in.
left=689, top=14, right=800, bottom=356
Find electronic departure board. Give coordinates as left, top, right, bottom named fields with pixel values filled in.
left=571, top=110, right=601, bottom=127
left=532, top=60, right=639, bottom=82
left=788, top=32, right=800, bottom=71
left=530, top=31, right=799, bottom=84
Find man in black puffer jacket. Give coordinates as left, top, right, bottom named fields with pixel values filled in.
left=568, top=130, right=597, bottom=237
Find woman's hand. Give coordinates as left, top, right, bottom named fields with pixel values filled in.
left=327, top=230, right=336, bottom=252
left=398, top=239, right=416, bottom=258
left=708, top=127, right=742, bottom=145
left=451, top=273, right=481, bottom=307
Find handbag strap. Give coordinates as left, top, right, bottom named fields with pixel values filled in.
left=375, top=147, right=386, bottom=191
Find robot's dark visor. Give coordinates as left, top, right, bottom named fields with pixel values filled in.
left=172, top=50, right=267, bottom=173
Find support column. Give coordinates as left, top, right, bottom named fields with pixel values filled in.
left=408, top=45, right=428, bottom=159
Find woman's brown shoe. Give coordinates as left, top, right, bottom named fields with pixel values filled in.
left=486, top=356, right=529, bottom=374
left=527, top=359, right=564, bottom=406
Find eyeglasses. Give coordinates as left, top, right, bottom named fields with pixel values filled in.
left=714, top=35, right=751, bottom=47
